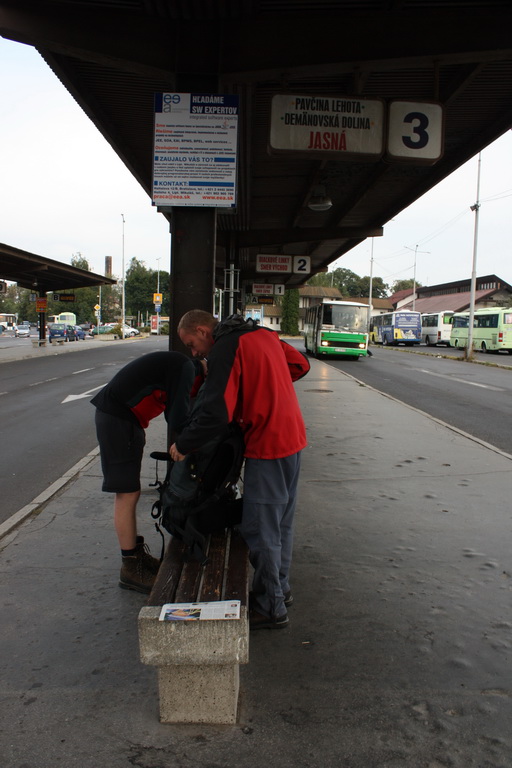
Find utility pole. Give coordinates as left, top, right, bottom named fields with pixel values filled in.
left=404, top=244, right=430, bottom=310
left=121, top=213, right=126, bottom=338
left=367, top=238, right=374, bottom=331
left=466, top=152, right=482, bottom=361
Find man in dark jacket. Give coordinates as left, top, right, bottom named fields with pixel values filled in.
left=92, top=351, right=196, bottom=594
left=170, top=311, right=310, bottom=629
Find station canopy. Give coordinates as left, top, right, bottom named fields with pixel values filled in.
left=1, top=0, right=512, bottom=288
left=0, top=243, right=116, bottom=293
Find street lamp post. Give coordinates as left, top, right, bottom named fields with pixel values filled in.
left=156, top=256, right=161, bottom=336
left=121, top=213, right=126, bottom=338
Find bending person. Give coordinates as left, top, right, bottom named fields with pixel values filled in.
left=92, top=350, right=197, bottom=594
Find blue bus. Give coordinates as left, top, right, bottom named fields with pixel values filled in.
left=370, top=311, right=421, bottom=346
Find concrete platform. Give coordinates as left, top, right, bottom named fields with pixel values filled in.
left=1, top=348, right=511, bottom=767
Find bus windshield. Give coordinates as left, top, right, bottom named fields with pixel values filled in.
left=323, top=303, right=367, bottom=332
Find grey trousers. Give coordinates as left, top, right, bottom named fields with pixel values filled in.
left=239, top=452, right=302, bottom=619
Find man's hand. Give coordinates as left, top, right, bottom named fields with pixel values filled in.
left=169, top=443, right=186, bottom=462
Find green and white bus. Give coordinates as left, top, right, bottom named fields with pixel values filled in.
left=449, top=312, right=469, bottom=348
left=303, top=300, right=369, bottom=358
left=450, top=307, right=512, bottom=353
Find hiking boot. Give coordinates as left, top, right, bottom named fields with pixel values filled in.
left=249, top=609, right=289, bottom=630
left=119, top=540, right=160, bottom=594
left=135, top=536, right=161, bottom=574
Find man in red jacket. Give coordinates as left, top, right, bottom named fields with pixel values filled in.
left=170, top=311, right=310, bottom=629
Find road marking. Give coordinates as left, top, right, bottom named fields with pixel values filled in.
left=62, top=384, right=105, bottom=403
left=72, top=368, right=94, bottom=374
left=29, top=377, right=59, bottom=387
left=415, top=368, right=505, bottom=391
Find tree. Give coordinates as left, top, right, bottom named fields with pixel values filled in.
left=308, top=268, right=389, bottom=297
left=124, top=258, right=170, bottom=324
left=359, top=275, right=389, bottom=298
left=280, top=288, right=299, bottom=335
left=390, top=278, right=421, bottom=294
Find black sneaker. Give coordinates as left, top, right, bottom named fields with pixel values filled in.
left=284, top=591, right=294, bottom=607
left=249, top=609, right=289, bottom=630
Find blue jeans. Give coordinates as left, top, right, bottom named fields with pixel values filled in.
left=239, top=452, right=301, bottom=619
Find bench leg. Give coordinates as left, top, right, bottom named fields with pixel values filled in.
left=157, top=663, right=240, bottom=724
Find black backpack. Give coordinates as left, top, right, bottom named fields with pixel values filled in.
left=150, top=420, right=245, bottom=565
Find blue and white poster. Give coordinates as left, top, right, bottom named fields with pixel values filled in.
left=153, top=93, right=239, bottom=207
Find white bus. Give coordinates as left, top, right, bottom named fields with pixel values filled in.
left=421, top=311, right=454, bottom=346
left=0, top=312, right=17, bottom=331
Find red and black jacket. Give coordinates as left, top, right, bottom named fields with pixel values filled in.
left=91, top=351, right=197, bottom=432
left=176, top=316, right=310, bottom=459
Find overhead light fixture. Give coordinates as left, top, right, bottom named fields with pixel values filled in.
left=307, top=184, right=332, bottom=212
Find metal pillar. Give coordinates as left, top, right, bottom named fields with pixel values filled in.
left=169, top=207, right=216, bottom=352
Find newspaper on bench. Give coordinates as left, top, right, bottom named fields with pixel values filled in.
left=159, top=601, right=241, bottom=621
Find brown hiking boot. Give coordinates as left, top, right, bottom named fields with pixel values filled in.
left=119, top=539, right=161, bottom=594
left=135, top=536, right=161, bottom=574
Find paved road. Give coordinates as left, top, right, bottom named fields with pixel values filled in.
left=0, top=335, right=167, bottom=523
left=312, top=344, right=512, bottom=455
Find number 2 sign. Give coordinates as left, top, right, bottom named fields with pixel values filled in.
left=386, top=101, right=444, bottom=164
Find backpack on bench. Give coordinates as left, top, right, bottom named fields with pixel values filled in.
left=150, top=421, right=245, bottom=565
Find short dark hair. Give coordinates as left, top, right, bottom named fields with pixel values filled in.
left=178, top=310, right=217, bottom=334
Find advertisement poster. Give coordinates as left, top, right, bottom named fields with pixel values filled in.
left=153, top=93, right=239, bottom=207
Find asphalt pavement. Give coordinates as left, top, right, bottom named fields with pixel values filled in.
left=1, top=337, right=511, bottom=768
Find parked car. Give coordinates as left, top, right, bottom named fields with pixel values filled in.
left=120, top=325, right=140, bottom=337
left=92, top=324, right=140, bottom=337
left=91, top=324, right=116, bottom=335
left=74, top=325, right=87, bottom=340
left=15, top=322, right=31, bottom=338
left=48, top=323, right=78, bottom=343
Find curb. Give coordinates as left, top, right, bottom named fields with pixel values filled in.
left=0, top=448, right=99, bottom=541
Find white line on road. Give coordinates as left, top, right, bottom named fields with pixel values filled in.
left=29, top=377, right=59, bottom=387
left=72, top=368, right=94, bottom=374
left=62, top=384, right=106, bottom=403
left=415, top=368, right=505, bottom=391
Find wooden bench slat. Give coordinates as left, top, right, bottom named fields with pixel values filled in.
left=224, top=529, right=250, bottom=607
left=146, top=536, right=185, bottom=607
left=198, top=531, right=229, bottom=602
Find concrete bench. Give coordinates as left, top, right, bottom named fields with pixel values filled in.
left=31, top=339, right=47, bottom=347
left=138, top=528, right=250, bottom=724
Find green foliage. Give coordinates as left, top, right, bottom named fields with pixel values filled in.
left=124, top=258, right=170, bottom=321
left=280, top=289, right=300, bottom=335
left=390, top=278, right=421, bottom=294
left=308, top=268, right=389, bottom=297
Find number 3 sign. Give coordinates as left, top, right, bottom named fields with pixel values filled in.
left=386, top=101, right=444, bottom=164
